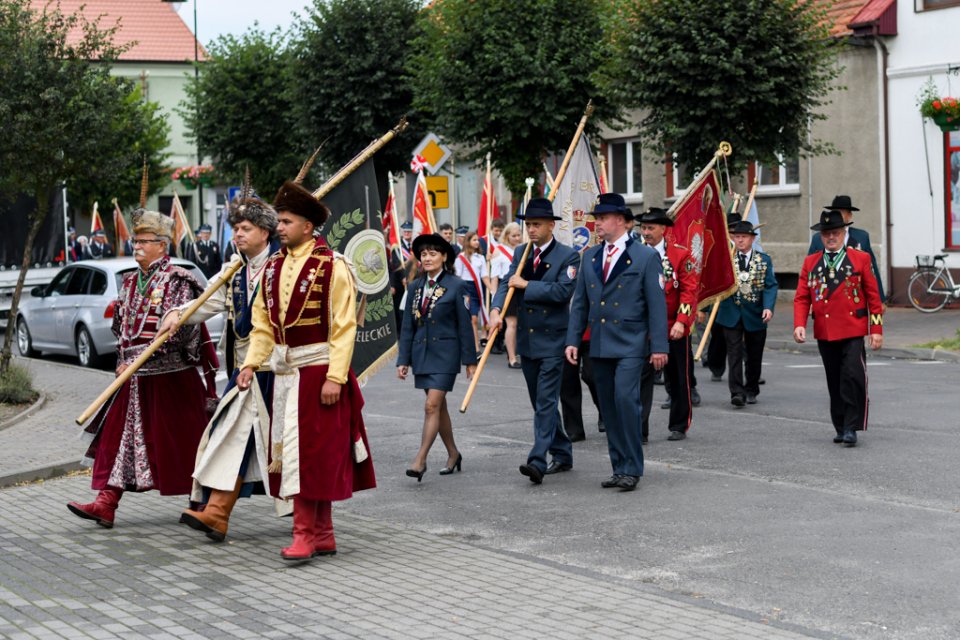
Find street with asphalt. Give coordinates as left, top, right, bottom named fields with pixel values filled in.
left=0, top=306, right=958, bottom=639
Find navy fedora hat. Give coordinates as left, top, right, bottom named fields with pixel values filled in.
left=636, top=207, right=673, bottom=227
left=826, top=195, right=859, bottom=212
left=518, top=197, right=562, bottom=220
left=810, top=209, right=853, bottom=231
left=591, top=193, right=632, bottom=219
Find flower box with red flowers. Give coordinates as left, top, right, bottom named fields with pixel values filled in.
left=919, top=80, right=960, bottom=132
left=171, top=165, right=217, bottom=189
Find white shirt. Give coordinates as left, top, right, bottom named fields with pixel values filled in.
left=737, top=248, right=753, bottom=265
left=490, top=245, right=515, bottom=279
left=455, top=251, right=487, bottom=283
left=603, top=233, right=629, bottom=276
left=650, top=239, right=666, bottom=261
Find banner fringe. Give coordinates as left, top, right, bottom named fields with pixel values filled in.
left=356, top=343, right=398, bottom=387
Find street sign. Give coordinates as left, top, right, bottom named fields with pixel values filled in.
left=412, top=133, right=452, bottom=175
left=426, top=176, right=449, bottom=209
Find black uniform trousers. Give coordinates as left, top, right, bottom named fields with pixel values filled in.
left=663, top=342, right=698, bottom=397
left=817, top=337, right=868, bottom=434
left=642, top=336, right=692, bottom=436
left=560, top=339, right=601, bottom=440
left=723, top=322, right=766, bottom=398
left=707, top=330, right=727, bottom=377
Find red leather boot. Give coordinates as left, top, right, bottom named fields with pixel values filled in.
left=67, top=487, right=123, bottom=528
left=281, top=496, right=318, bottom=561
left=314, top=500, right=337, bottom=556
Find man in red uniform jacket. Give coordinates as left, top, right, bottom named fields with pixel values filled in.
left=794, top=209, right=884, bottom=447
left=637, top=208, right=700, bottom=442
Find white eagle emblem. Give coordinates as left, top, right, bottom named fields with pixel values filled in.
left=658, top=273, right=665, bottom=290
left=566, top=265, right=577, bottom=280
left=690, top=232, right=705, bottom=274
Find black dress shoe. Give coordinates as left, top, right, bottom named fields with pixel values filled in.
left=405, top=466, right=427, bottom=482
left=438, top=453, right=462, bottom=475
left=519, top=464, right=543, bottom=484
left=710, top=372, right=723, bottom=382
left=569, top=433, right=585, bottom=443
left=545, top=461, right=572, bottom=475
left=616, top=475, right=639, bottom=491
left=508, top=361, right=522, bottom=369
left=598, top=419, right=605, bottom=433
left=843, top=431, right=857, bottom=447
left=691, top=388, right=701, bottom=407
left=641, top=435, right=648, bottom=444
left=731, top=394, right=745, bottom=407
left=745, top=393, right=757, bottom=405
left=667, top=430, right=686, bottom=441
left=491, top=345, right=504, bottom=355
left=833, top=433, right=845, bottom=444
left=601, top=474, right=622, bottom=488
left=758, top=377, right=766, bottom=385
left=661, top=397, right=672, bottom=409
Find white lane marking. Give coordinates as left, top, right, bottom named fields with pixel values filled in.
left=866, top=362, right=890, bottom=366
left=908, top=361, right=945, bottom=365
left=785, top=364, right=822, bottom=369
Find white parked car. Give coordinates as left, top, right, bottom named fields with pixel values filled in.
left=15, top=258, right=224, bottom=368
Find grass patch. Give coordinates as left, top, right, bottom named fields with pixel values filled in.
left=914, top=328, right=960, bottom=352
left=0, top=363, right=39, bottom=405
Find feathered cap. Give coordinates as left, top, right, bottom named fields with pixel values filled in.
left=131, top=157, right=174, bottom=238
left=273, top=148, right=329, bottom=227
left=228, top=167, right=278, bottom=233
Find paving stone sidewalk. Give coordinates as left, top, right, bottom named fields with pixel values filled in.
left=0, top=476, right=824, bottom=640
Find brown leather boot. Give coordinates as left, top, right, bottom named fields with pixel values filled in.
left=67, top=487, right=123, bottom=528
left=314, top=500, right=337, bottom=556
left=180, top=478, right=242, bottom=542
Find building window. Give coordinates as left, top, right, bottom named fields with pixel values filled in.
left=945, top=131, right=960, bottom=248
left=607, top=139, right=643, bottom=198
left=918, top=0, right=960, bottom=11
left=665, top=153, right=690, bottom=199
left=749, top=154, right=800, bottom=195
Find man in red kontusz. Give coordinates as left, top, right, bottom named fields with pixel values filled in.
left=794, top=209, right=884, bottom=447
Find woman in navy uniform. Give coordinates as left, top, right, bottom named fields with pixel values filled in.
left=397, top=234, right=477, bottom=481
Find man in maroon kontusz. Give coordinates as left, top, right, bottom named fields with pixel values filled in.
left=68, top=208, right=218, bottom=528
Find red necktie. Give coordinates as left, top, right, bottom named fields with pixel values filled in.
left=532, top=247, right=542, bottom=271
left=602, top=244, right=618, bottom=282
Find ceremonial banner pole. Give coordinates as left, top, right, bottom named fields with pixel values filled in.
left=694, top=171, right=755, bottom=362
left=77, top=119, right=410, bottom=426
left=666, top=141, right=733, bottom=217
left=460, top=100, right=594, bottom=413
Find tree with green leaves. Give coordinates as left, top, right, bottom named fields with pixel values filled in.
left=606, top=0, right=841, bottom=172
left=410, top=0, right=621, bottom=195
left=293, top=0, right=425, bottom=198
left=0, top=0, right=168, bottom=374
left=181, top=27, right=301, bottom=197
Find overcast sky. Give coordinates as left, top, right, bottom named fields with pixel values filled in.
left=170, top=0, right=313, bottom=45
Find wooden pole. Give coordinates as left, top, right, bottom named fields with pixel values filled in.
left=77, top=120, right=409, bottom=426
left=666, top=141, right=732, bottom=217
left=460, top=100, right=594, bottom=413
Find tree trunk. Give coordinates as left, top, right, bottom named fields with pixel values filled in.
left=0, top=191, right=49, bottom=376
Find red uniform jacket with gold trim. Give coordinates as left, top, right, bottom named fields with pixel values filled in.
left=794, top=248, right=883, bottom=341
left=662, top=243, right=700, bottom=337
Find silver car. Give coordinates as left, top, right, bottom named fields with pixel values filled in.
left=15, top=258, right=225, bottom=368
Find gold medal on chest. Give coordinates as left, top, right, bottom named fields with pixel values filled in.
left=150, top=287, right=163, bottom=306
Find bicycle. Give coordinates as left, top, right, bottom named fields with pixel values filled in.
left=907, top=254, right=960, bottom=312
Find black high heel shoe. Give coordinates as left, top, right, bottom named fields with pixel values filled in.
left=405, top=465, right=427, bottom=482
left=438, top=454, right=462, bottom=476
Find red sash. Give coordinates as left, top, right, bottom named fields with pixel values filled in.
left=496, top=244, right=513, bottom=261
left=458, top=253, right=489, bottom=325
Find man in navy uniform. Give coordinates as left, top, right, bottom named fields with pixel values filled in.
left=714, top=220, right=778, bottom=407
left=807, top=195, right=884, bottom=302
left=192, top=223, right=223, bottom=279
left=84, top=230, right=115, bottom=260
left=490, top=198, right=579, bottom=484
left=399, top=221, right=414, bottom=260
left=565, top=194, right=669, bottom=492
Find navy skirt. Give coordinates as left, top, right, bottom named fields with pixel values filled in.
left=414, top=373, right=456, bottom=392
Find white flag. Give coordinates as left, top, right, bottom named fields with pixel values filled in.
left=551, top=136, right=600, bottom=250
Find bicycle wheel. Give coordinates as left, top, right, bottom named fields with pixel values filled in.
left=908, top=270, right=950, bottom=312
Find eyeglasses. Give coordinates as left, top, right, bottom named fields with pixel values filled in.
left=133, top=238, right=166, bottom=245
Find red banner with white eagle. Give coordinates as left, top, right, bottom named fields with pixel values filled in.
left=665, top=169, right=736, bottom=307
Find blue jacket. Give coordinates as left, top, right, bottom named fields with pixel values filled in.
left=396, top=272, right=476, bottom=375
left=566, top=237, right=669, bottom=358
left=715, top=251, right=778, bottom=333
left=808, top=227, right=885, bottom=302
left=491, top=240, right=579, bottom=358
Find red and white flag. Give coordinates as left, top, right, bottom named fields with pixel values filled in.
left=666, top=169, right=736, bottom=306
left=411, top=169, right=437, bottom=236
left=113, top=199, right=131, bottom=256
left=382, top=176, right=402, bottom=257
left=478, top=153, right=498, bottom=240
left=90, top=202, right=105, bottom=235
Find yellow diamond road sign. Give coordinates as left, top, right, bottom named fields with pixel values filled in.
left=413, top=133, right=452, bottom=175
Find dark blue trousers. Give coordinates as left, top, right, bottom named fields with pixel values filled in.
left=521, top=356, right=572, bottom=472
left=591, top=356, right=645, bottom=477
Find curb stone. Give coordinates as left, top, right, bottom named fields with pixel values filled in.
left=0, top=458, right=85, bottom=489
left=0, top=391, right=46, bottom=432
left=765, top=339, right=960, bottom=363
